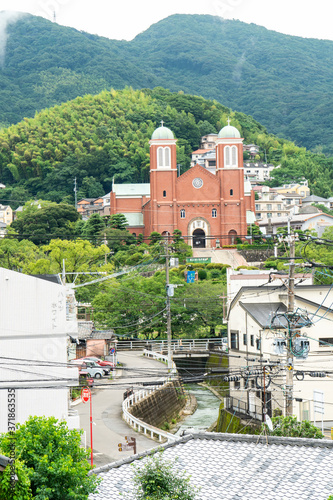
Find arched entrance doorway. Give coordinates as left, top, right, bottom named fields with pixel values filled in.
left=228, top=229, right=237, bottom=245
left=193, top=229, right=206, bottom=248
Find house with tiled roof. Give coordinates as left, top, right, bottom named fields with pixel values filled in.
left=89, top=432, right=333, bottom=500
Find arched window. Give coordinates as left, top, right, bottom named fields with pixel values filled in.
left=164, top=147, right=171, bottom=167
left=157, top=146, right=171, bottom=168
left=231, top=145, right=238, bottom=166
left=230, top=189, right=233, bottom=196
left=157, top=147, right=164, bottom=167
left=212, top=208, right=217, bottom=218
left=180, top=209, right=186, bottom=219
left=224, top=146, right=231, bottom=167
left=163, top=190, right=167, bottom=197
left=224, top=145, right=238, bottom=167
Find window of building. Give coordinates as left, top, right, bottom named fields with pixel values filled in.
left=319, top=337, right=333, bottom=347
left=255, top=204, right=260, bottom=211
left=230, top=331, right=239, bottom=350
left=277, top=204, right=281, bottom=210
left=235, top=380, right=240, bottom=390
left=250, top=335, right=254, bottom=346
left=277, top=213, right=281, bottom=217
left=180, top=209, right=185, bottom=219
left=157, top=146, right=171, bottom=168
left=164, top=147, right=170, bottom=167
left=231, top=146, right=237, bottom=166
left=251, top=379, right=255, bottom=389
left=267, top=213, right=272, bottom=218
left=256, top=338, right=261, bottom=350
left=224, top=145, right=238, bottom=167
left=212, top=208, right=217, bottom=218
left=256, top=213, right=261, bottom=219
left=230, top=189, right=233, bottom=196
left=243, top=334, right=247, bottom=345
left=266, top=204, right=272, bottom=210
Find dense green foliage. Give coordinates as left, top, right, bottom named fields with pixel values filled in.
left=264, top=415, right=324, bottom=439
left=0, top=416, right=100, bottom=499
left=132, top=453, right=198, bottom=499
left=1, top=86, right=333, bottom=207
left=10, top=201, right=80, bottom=243
left=264, top=226, right=333, bottom=284
left=1, top=13, right=333, bottom=155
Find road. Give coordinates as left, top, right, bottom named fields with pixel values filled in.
left=76, top=351, right=168, bottom=467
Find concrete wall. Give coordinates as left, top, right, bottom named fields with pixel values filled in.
left=129, top=380, right=186, bottom=428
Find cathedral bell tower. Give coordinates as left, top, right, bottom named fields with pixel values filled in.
left=149, top=122, right=177, bottom=234
left=215, top=120, right=247, bottom=243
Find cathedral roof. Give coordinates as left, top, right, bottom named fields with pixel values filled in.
left=151, top=123, right=174, bottom=140
left=218, top=124, right=241, bottom=139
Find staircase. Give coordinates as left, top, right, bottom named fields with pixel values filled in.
left=192, top=248, right=248, bottom=268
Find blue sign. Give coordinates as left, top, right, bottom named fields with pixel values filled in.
left=187, top=271, right=196, bottom=283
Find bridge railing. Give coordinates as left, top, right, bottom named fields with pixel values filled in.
left=122, top=379, right=176, bottom=443
left=117, top=338, right=226, bottom=351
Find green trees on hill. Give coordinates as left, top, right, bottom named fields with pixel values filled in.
left=1, top=87, right=333, bottom=205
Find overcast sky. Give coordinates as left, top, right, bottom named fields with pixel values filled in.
left=2, top=0, right=333, bottom=41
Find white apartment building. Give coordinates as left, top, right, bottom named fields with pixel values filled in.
left=227, top=283, right=333, bottom=427
left=0, top=268, right=79, bottom=432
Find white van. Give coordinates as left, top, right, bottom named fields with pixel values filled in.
left=70, top=359, right=104, bottom=379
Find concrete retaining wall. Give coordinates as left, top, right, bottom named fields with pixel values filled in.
left=129, top=380, right=186, bottom=428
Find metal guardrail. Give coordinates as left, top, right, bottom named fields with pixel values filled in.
left=122, top=377, right=176, bottom=443
left=142, top=349, right=177, bottom=369
left=224, top=396, right=263, bottom=422
left=117, top=338, right=226, bottom=351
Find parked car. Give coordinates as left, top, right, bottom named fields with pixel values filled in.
left=82, top=357, right=115, bottom=375
left=70, top=359, right=104, bottom=379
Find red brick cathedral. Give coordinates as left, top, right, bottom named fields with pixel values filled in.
left=110, top=122, right=255, bottom=247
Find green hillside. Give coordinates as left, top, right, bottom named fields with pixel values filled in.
left=0, top=87, right=332, bottom=207
left=1, top=13, right=333, bottom=154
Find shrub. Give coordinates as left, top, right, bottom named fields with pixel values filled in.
left=132, top=453, right=199, bottom=500
left=198, top=269, right=207, bottom=280
left=210, top=269, right=221, bottom=279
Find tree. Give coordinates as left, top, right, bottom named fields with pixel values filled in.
left=0, top=416, right=100, bottom=500
left=81, top=213, right=106, bottom=244
left=108, top=213, right=128, bottom=230
left=264, top=415, right=324, bottom=439
left=0, top=457, right=32, bottom=500
left=104, top=227, right=136, bottom=253
left=132, top=453, right=198, bottom=500
left=27, top=238, right=111, bottom=280
left=10, top=202, right=80, bottom=244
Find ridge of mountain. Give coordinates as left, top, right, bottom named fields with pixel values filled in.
left=0, top=12, right=332, bottom=154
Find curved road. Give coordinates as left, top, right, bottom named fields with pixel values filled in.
left=76, top=351, right=168, bottom=467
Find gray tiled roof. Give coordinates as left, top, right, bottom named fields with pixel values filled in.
left=239, top=302, right=288, bottom=328
left=89, top=433, right=333, bottom=500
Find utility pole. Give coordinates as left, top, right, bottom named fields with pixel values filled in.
left=165, top=237, right=172, bottom=371
left=286, top=229, right=295, bottom=416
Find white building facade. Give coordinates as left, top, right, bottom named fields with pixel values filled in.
left=227, top=283, right=333, bottom=428
left=0, top=268, right=79, bottom=433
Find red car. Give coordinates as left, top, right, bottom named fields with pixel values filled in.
left=81, top=357, right=115, bottom=375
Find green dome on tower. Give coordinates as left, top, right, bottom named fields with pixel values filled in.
left=218, top=122, right=241, bottom=139
left=151, top=122, right=174, bottom=140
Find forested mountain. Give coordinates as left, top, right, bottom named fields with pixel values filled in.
left=0, top=87, right=332, bottom=207
left=1, top=12, right=333, bottom=155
